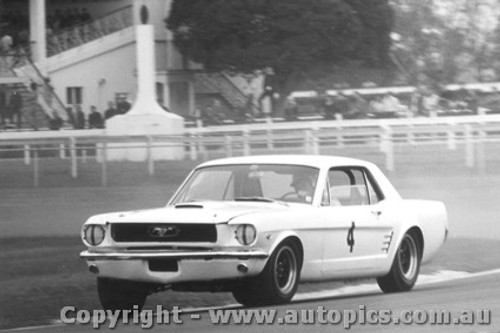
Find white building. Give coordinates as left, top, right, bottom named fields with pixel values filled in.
left=0, top=0, right=262, bottom=121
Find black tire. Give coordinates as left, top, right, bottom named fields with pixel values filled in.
left=232, top=240, right=301, bottom=306
left=97, top=277, right=148, bottom=311
left=377, top=232, right=421, bottom=293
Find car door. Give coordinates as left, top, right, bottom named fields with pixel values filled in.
left=321, top=167, right=394, bottom=279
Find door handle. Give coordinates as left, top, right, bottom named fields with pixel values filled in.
left=371, top=210, right=382, bottom=216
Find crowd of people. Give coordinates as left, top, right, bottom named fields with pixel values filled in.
left=0, top=82, right=134, bottom=132
left=281, top=85, right=492, bottom=122
left=0, top=7, right=94, bottom=59
left=1, top=82, right=499, bottom=131
left=0, top=10, right=29, bottom=56
left=64, top=97, right=131, bottom=130
left=47, top=8, right=93, bottom=33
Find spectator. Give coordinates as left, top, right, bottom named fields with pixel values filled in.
left=422, top=88, right=440, bottom=117
left=1, top=33, right=13, bottom=54
left=322, top=95, right=337, bottom=120
left=104, top=101, right=117, bottom=119
left=410, top=88, right=424, bottom=117
left=202, top=100, right=224, bottom=126
left=192, top=106, right=202, bottom=123
left=379, top=92, right=408, bottom=117
left=464, top=90, right=478, bottom=114
left=74, top=105, right=85, bottom=129
left=79, top=8, right=92, bottom=23
left=52, top=9, right=63, bottom=31
left=25, top=82, right=40, bottom=131
left=48, top=111, right=63, bottom=130
left=258, top=67, right=278, bottom=116
left=334, top=92, right=350, bottom=116
left=283, top=96, right=299, bottom=121
left=9, top=88, right=23, bottom=129
left=88, top=105, right=104, bottom=129
left=346, top=92, right=370, bottom=119
left=211, top=99, right=225, bottom=121
left=65, top=106, right=76, bottom=128
left=116, top=96, right=131, bottom=114
left=61, top=9, right=73, bottom=29
left=369, top=96, right=385, bottom=114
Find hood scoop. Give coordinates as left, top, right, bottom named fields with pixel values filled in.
left=174, top=203, right=204, bottom=209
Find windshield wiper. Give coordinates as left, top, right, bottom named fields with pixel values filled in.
left=235, top=196, right=275, bottom=202
left=234, top=197, right=289, bottom=206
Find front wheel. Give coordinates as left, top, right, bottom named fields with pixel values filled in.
left=232, top=240, right=301, bottom=306
left=97, top=277, right=148, bottom=311
left=377, top=232, right=421, bottom=293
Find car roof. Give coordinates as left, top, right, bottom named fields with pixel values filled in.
left=197, top=155, right=376, bottom=169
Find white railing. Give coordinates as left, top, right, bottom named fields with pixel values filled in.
left=2, top=114, right=500, bottom=186
left=47, top=6, right=133, bottom=56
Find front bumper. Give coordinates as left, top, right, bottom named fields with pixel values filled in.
left=80, top=249, right=268, bottom=260
left=80, top=249, right=269, bottom=284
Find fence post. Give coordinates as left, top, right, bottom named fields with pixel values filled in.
left=95, top=143, right=103, bottom=163
left=70, top=137, right=78, bottom=178
left=381, top=126, right=394, bottom=172
left=225, top=135, right=232, bottom=157
left=304, top=130, right=312, bottom=154
left=407, top=124, right=415, bottom=145
left=189, top=133, right=198, bottom=161
left=465, top=124, right=474, bottom=168
left=243, top=129, right=250, bottom=156
left=336, top=123, right=344, bottom=148
left=59, top=143, right=66, bottom=159
left=447, top=125, right=456, bottom=151
left=24, top=145, right=31, bottom=165
left=81, top=145, right=87, bottom=163
left=266, top=117, right=274, bottom=150
left=101, top=141, right=107, bottom=186
left=312, top=127, right=319, bottom=155
left=146, top=136, right=154, bottom=176
left=33, top=150, right=39, bottom=188
left=477, top=130, right=486, bottom=174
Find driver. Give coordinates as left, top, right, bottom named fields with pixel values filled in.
left=290, top=175, right=315, bottom=202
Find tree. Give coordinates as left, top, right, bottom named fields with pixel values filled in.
left=391, top=0, right=500, bottom=85
left=166, top=0, right=394, bottom=111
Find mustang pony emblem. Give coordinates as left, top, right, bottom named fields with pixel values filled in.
left=148, top=226, right=180, bottom=238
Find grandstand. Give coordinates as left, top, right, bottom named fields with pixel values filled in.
left=0, top=0, right=265, bottom=130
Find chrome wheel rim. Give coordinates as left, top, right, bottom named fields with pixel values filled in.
left=274, top=245, right=297, bottom=294
left=398, top=234, right=418, bottom=281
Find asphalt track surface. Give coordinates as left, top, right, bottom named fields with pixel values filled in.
left=7, top=269, right=499, bottom=333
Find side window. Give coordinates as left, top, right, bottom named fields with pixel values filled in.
left=364, top=170, right=384, bottom=204
left=328, top=168, right=370, bottom=206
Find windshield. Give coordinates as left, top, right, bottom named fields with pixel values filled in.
left=171, top=164, right=320, bottom=205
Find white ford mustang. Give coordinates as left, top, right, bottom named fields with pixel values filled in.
left=80, top=155, right=448, bottom=310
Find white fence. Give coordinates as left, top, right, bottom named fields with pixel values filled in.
left=2, top=114, right=500, bottom=186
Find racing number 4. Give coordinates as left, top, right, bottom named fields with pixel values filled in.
left=347, top=221, right=355, bottom=253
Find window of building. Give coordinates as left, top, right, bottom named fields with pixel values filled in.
left=66, top=87, right=83, bottom=105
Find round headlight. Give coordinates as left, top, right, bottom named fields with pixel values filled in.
left=235, top=224, right=257, bottom=245
left=83, top=225, right=105, bottom=246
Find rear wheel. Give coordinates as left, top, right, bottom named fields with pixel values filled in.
left=377, top=232, right=421, bottom=293
left=97, top=277, right=148, bottom=311
left=232, top=240, right=301, bottom=306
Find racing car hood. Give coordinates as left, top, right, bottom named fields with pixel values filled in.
left=85, top=201, right=291, bottom=225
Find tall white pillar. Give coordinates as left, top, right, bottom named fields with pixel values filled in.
left=128, top=25, right=165, bottom=116
left=29, top=0, right=47, bottom=63
left=105, top=4, right=184, bottom=161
